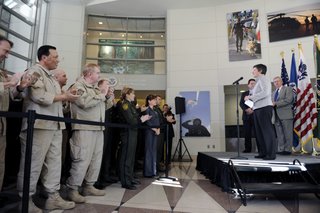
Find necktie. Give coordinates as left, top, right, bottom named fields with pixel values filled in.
left=274, top=89, right=279, bottom=101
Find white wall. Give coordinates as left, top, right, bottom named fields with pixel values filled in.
left=166, top=0, right=319, bottom=155
left=45, top=0, right=318, bottom=155
left=46, top=1, right=85, bottom=88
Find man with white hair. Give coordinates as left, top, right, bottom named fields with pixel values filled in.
left=272, top=76, right=294, bottom=155
left=67, top=63, right=107, bottom=203
left=52, top=68, right=68, bottom=88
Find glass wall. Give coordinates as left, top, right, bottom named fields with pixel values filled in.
left=0, top=0, right=48, bottom=73
left=85, top=15, right=166, bottom=75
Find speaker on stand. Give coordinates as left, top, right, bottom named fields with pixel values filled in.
left=172, top=97, right=193, bottom=162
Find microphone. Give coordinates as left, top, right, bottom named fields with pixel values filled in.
left=232, top=77, right=243, bottom=85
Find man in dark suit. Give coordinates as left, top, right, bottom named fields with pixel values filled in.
left=163, top=104, right=176, bottom=164
left=272, top=76, right=294, bottom=155
left=239, top=79, right=256, bottom=153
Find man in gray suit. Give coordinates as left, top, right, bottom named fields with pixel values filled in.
left=272, top=76, right=294, bottom=155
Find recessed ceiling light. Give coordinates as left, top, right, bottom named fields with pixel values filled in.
left=160, top=34, right=164, bottom=38
left=87, top=0, right=118, bottom=6
left=99, top=32, right=102, bottom=36
left=121, top=34, right=125, bottom=37
left=139, top=34, right=143, bottom=38
left=98, top=22, right=103, bottom=25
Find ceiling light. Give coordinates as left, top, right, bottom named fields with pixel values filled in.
left=87, top=0, right=118, bottom=6
left=139, top=34, right=143, bottom=38
left=160, top=34, right=164, bottom=38
left=98, top=21, right=103, bottom=25
left=99, top=32, right=102, bottom=36
left=121, top=34, right=125, bottom=37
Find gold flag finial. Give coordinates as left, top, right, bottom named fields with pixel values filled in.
left=298, top=42, right=302, bottom=50
left=280, top=51, right=284, bottom=58
left=291, top=48, right=295, bottom=52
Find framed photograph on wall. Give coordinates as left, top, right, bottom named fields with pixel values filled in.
left=267, top=4, right=320, bottom=42
left=179, top=91, right=211, bottom=137
left=227, top=9, right=261, bottom=61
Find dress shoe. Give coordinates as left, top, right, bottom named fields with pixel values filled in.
left=131, top=179, right=141, bottom=185
left=94, top=182, right=109, bottom=189
left=254, top=155, right=265, bottom=158
left=242, top=150, right=251, bottom=153
left=263, top=156, right=276, bottom=160
left=281, top=151, right=291, bottom=155
left=105, top=177, right=118, bottom=183
left=122, top=185, right=137, bottom=190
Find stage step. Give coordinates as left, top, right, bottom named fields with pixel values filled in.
left=228, top=159, right=320, bottom=206
left=243, top=182, right=320, bottom=194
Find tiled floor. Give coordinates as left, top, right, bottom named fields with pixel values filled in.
left=1, top=158, right=320, bottom=212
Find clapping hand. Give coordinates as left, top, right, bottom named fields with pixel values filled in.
left=140, top=114, right=152, bottom=123
left=19, top=72, right=40, bottom=89
left=64, top=90, right=79, bottom=102
left=6, top=72, right=23, bottom=87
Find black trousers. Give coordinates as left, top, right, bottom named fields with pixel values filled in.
left=243, top=117, right=254, bottom=152
left=119, top=129, right=137, bottom=187
left=253, top=106, right=276, bottom=158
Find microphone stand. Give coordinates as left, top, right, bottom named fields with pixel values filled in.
left=231, top=81, right=247, bottom=160
left=158, top=124, right=178, bottom=181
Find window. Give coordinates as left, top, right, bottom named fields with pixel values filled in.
left=0, top=0, right=48, bottom=73
left=86, top=15, right=166, bottom=75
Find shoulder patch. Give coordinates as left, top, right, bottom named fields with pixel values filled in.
left=122, top=103, right=129, bottom=110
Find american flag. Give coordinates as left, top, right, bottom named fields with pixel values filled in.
left=294, top=44, right=318, bottom=153
left=289, top=51, right=300, bottom=151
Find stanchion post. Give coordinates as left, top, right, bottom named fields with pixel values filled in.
left=22, top=110, right=36, bottom=213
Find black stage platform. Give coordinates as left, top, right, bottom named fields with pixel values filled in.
left=196, top=152, right=320, bottom=192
